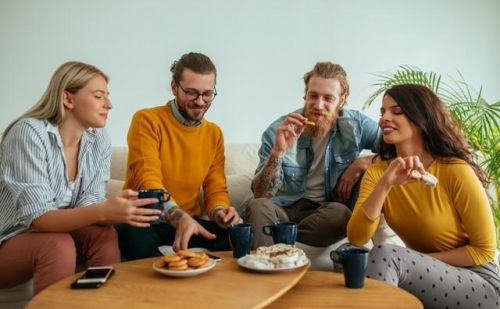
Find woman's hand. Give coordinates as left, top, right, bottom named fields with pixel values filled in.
left=100, top=189, right=162, bottom=227
left=381, top=156, right=427, bottom=188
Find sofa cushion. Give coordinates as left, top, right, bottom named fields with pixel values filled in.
left=110, top=146, right=128, bottom=181
left=372, top=214, right=405, bottom=246
left=0, top=279, right=33, bottom=308
left=227, top=174, right=253, bottom=216
left=224, top=143, right=260, bottom=176
left=106, top=179, right=125, bottom=199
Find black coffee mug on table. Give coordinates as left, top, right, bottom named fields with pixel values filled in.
left=262, top=221, right=297, bottom=245
left=330, top=247, right=369, bottom=288
left=228, top=223, right=254, bottom=258
left=138, top=189, right=170, bottom=224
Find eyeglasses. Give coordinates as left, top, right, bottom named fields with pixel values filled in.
left=178, top=83, right=217, bottom=102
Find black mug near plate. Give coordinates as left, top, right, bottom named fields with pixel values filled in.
left=138, top=189, right=170, bottom=224
left=228, top=223, right=254, bottom=258
left=262, top=221, right=297, bottom=245
left=330, top=247, right=369, bottom=288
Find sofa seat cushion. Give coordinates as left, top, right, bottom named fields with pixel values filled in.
left=226, top=174, right=253, bottom=216
left=106, top=179, right=125, bottom=199
left=224, top=143, right=260, bottom=177
left=0, top=279, right=33, bottom=309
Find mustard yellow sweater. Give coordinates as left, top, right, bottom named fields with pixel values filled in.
left=124, top=101, right=229, bottom=216
left=347, top=158, right=496, bottom=265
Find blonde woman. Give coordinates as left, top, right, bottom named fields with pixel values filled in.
left=0, top=61, right=160, bottom=294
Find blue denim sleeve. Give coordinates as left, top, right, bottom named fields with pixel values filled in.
left=358, top=112, right=381, bottom=152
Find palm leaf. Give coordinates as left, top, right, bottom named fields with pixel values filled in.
left=363, top=65, right=441, bottom=109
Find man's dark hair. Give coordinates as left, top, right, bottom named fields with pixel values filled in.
left=170, top=52, right=217, bottom=84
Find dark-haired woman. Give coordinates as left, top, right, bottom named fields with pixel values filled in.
left=347, top=84, right=499, bottom=308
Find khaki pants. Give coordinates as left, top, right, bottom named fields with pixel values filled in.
left=0, top=225, right=120, bottom=294
left=246, top=198, right=351, bottom=248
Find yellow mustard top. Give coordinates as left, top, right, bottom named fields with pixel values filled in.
left=124, top=101, right=229, bottom=216
left=347, top=158, right=496, bottom=265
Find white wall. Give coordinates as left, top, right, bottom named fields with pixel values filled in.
left=1, top=0, right=499, bottom=145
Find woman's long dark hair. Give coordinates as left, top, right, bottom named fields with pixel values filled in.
left=378, top=84, right=488, bottom=187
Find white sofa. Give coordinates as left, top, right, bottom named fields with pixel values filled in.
left=107, top=144, right=402, bottom=270
left=0, top=143, right=402, bottom=308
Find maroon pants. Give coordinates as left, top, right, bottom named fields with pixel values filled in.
left=0, top=225, right=120, bottom=294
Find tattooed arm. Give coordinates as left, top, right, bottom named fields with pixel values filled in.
left=252, top=153, right=283, bottom=198
left=165, top=206, right=184, bottom=223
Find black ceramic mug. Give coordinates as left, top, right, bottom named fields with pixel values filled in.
left=330, top=247, right=369, bottom=288
left=138, top=189, right=170, bottom=224
left=228, top=223, right=254, bottom=258
left=262, top=221, right=297, bottom=245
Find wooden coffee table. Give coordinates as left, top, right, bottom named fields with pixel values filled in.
left=26, top=251, right=309, bottom=309
left=267, top=271, right=423, bottom=308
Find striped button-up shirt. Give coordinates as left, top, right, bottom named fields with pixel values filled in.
left=0, top=118, right=111, bottom=244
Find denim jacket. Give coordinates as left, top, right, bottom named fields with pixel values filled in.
left=255, top=108, right=380, bottom=207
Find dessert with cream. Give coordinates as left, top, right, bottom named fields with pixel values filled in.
left=239, top=244, right=308, bottom=270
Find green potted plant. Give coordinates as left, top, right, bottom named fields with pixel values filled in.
left=363, top=65, right=500, bottom=246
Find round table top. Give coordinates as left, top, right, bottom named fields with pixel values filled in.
left=267, top=270, right=423, bottom=308
left=26, top=251, right=422, bottom=308
left=26, top=251, right=309, bottom=309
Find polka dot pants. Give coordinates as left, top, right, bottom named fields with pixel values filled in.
left=366, top=244, right=500, bottom=309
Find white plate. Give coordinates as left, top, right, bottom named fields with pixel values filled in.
left=237, top=257, right=310, bottom=273
left=157, top=246, right=209, bottom=256
left=152, top=258, right=216, bottom=277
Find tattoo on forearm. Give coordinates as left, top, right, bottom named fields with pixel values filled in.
left=165, top=207, right=183, bottom=223
left=253, top=154, right=282, bottom=198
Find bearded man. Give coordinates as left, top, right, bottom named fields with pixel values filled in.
left=247, top=62, right=380, bottom=248
left=117, top=52, right=242, bottom=260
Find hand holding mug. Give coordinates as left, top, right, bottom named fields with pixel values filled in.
left=101, top=189, right=161, bottom=227
left=138, top=189, right=171, bottom=224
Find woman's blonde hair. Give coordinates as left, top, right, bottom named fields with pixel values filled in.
left=2, top=61, right=108, bottom=139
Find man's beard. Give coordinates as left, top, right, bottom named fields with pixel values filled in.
left=177, top=97, right=209, bottom=123
left=303, top=108, right=337, bottom=138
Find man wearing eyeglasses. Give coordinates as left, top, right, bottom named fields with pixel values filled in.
left=247, top=62, right=380, bottom=248
left=118, top=52, right=242, bottom=259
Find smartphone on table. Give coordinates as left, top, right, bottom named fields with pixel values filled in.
left=70, top=266, right=114, bottom=289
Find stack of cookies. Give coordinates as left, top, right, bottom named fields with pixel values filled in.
left=155, top=250, right=211, bottom=271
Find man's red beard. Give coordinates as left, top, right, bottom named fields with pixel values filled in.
left=303, top=109, right=337, bottom=138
